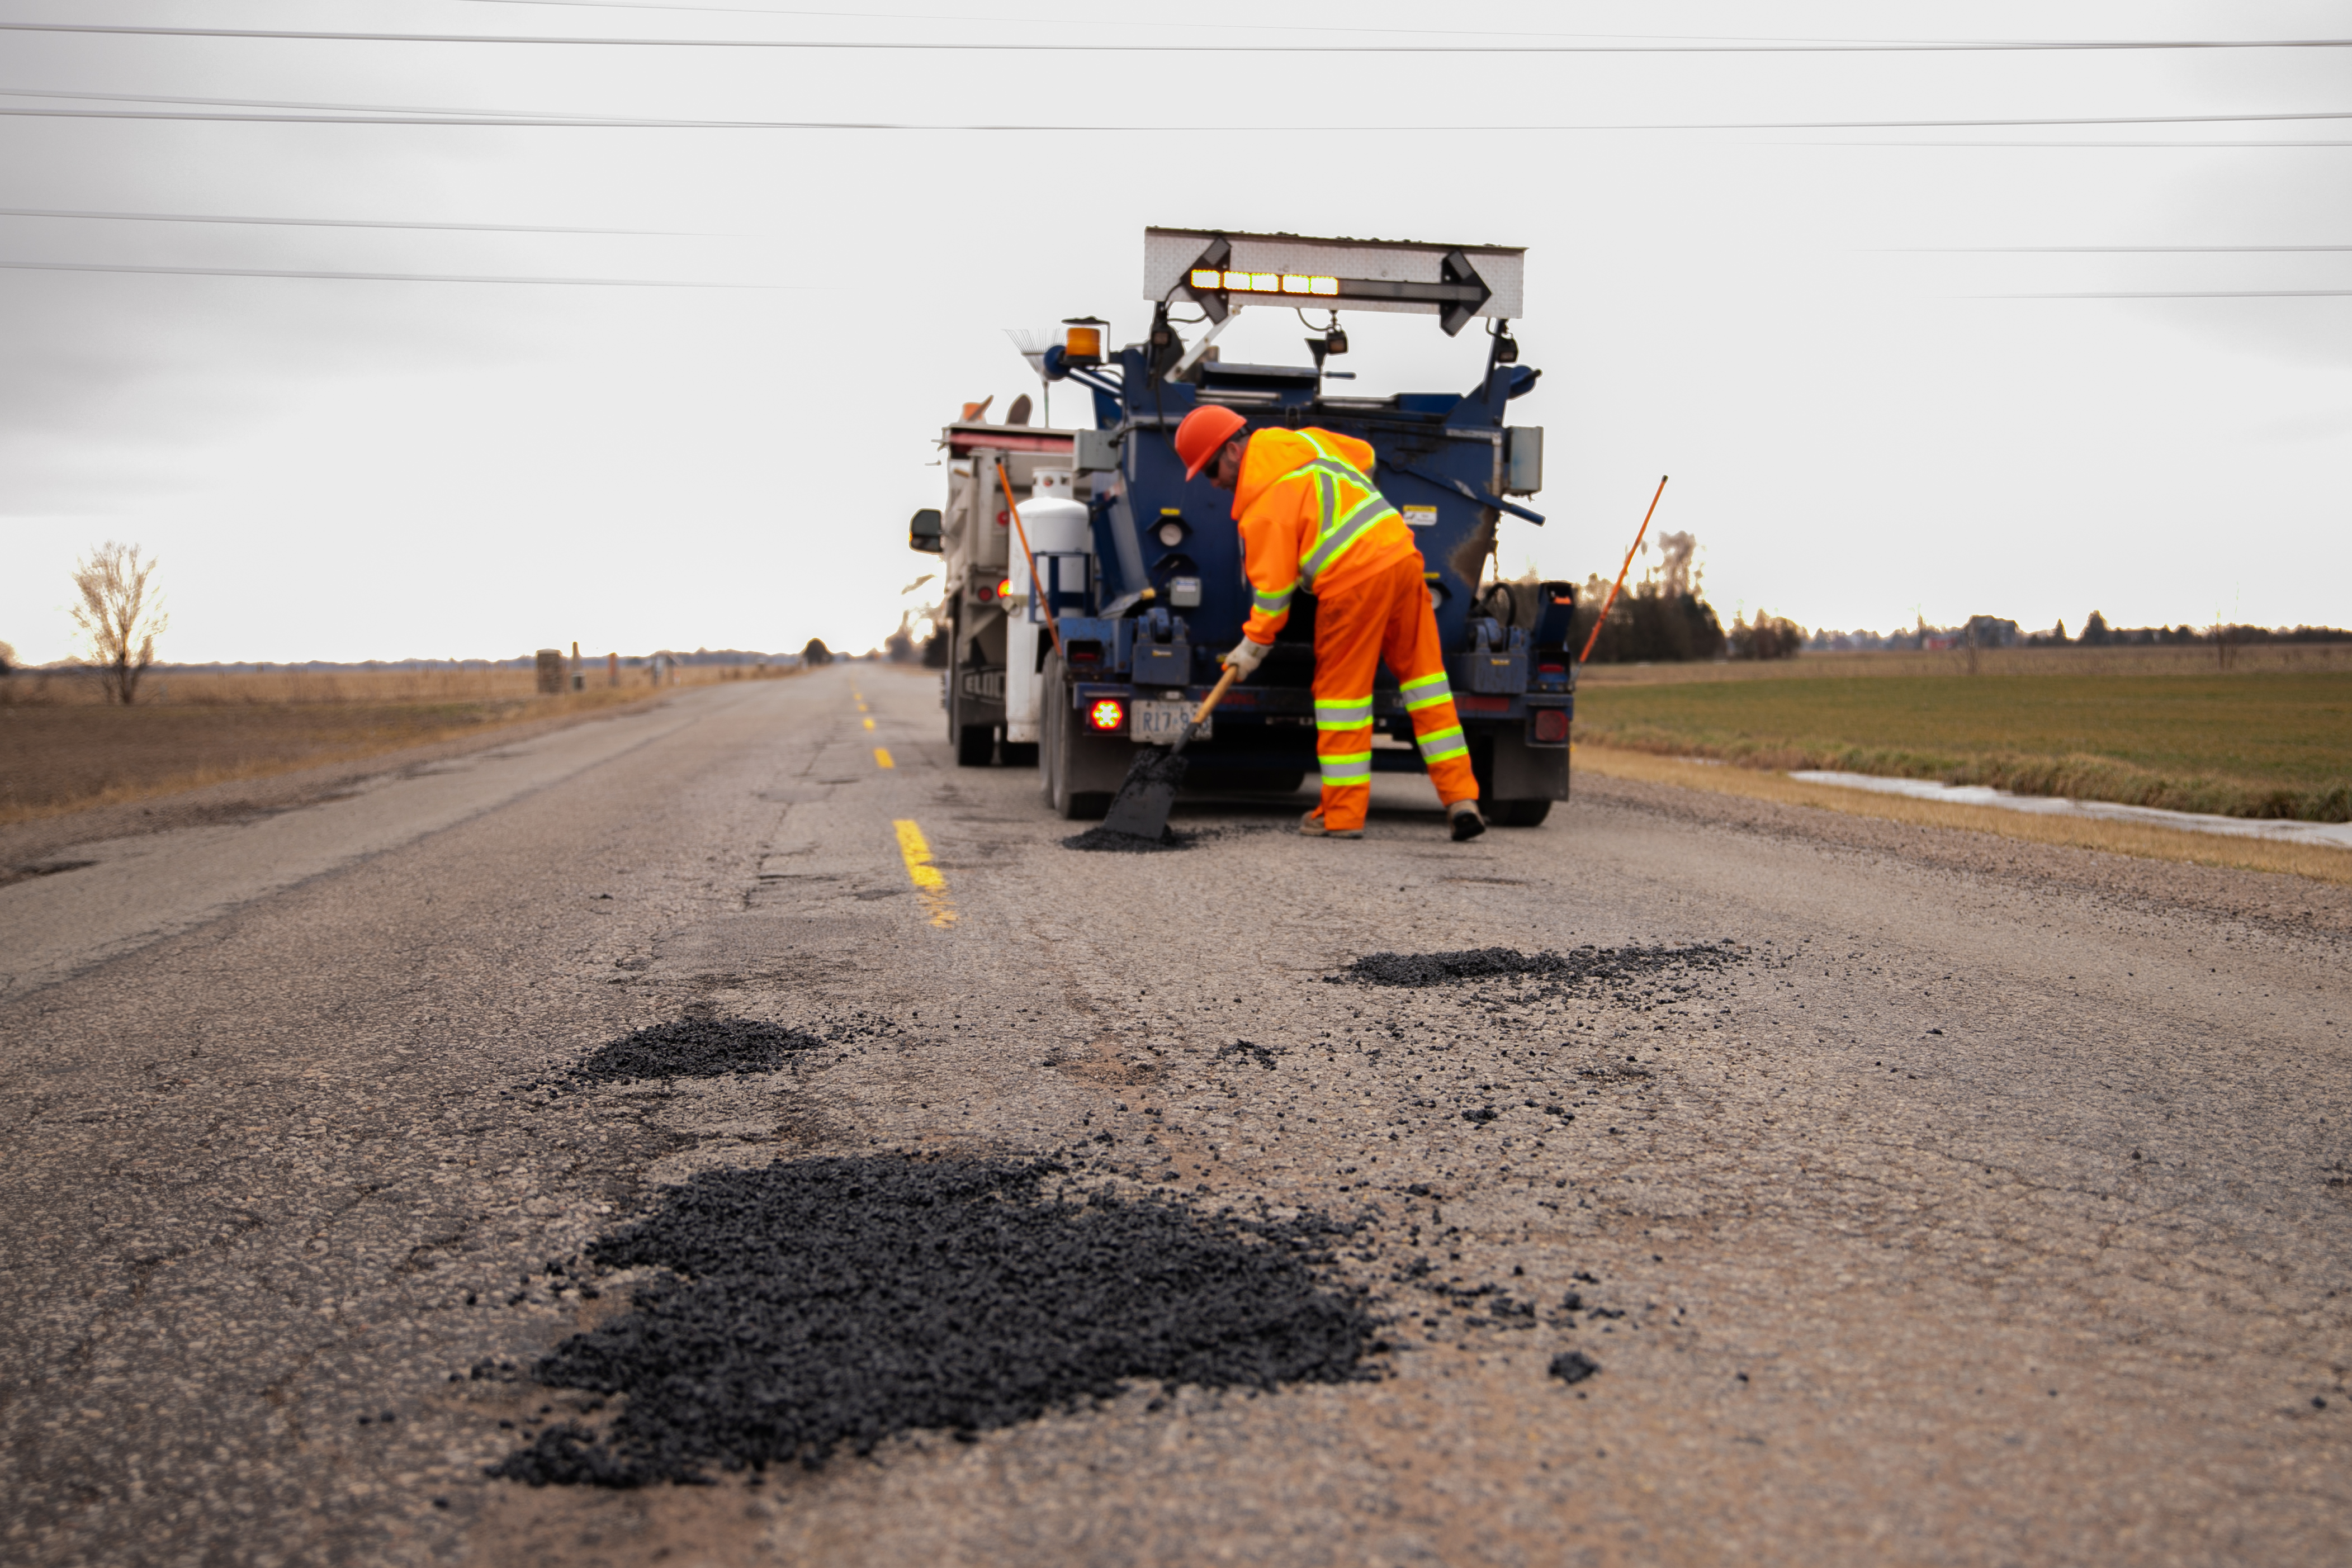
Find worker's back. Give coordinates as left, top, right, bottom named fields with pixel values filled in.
left=1231, top=427, right=1419, bottom=597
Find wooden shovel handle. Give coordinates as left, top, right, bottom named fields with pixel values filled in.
left=1195, top=664, right=1241, bottom=725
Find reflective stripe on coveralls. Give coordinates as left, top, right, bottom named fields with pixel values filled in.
left=1307, top=553, right=1482, bottom=831
left=1397, top=670, right=1468, bottom=763
left=1290, top=432, right=1402, bottom=591
left=1314, top=694, right=1376, bottom=790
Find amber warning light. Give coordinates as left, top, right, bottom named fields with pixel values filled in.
left=1062, top=316, right=1106, bottom=364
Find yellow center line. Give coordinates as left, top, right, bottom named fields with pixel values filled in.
left=863, top=717, right=875, bottom=730
left=874, top=747, right=895, bottom=769
left=893, top=818, right=956, bottom=927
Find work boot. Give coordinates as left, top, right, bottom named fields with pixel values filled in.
left=1299, top=809, right=1364, bottom=840
left=1448, top=800, right=1487, bottom=842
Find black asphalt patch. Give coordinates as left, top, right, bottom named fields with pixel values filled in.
left=1062, top=823, right=1196, bottom=852
left=567, top=1016, right=825, bottom=1085
left=1549, top=1351, right=1601, bottom=1385
left=488, top=1155, right=1378, bottom=1487
left=1334, top=943, right=1740, bottom=989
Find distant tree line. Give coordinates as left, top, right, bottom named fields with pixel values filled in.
left=1557, top=530, right=1804, bottom=663
left=1811, top=613, right=2352, bottom=653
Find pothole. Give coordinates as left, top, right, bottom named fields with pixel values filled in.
left=565, top=1017, right=826, bottom=1086
left=1061, top=824, right=1196, bottom=852
left=1332, top=942, right=1741, bottom=991
left=486, top=1155, right=1378, bottom=1486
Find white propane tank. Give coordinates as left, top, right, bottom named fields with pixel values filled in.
left=1019, top=468, right=1089, bottom=552
left=1004, top=467, right=1092, bottom=745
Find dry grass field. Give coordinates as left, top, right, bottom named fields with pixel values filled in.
left=1575, top=641, right=2352, bottom=686
left=0, top=664, right=802, bottom=825
left=1574, top=648, right=2351, bottom=823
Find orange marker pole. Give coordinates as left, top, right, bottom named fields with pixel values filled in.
left=995, top=458, right=1066, bottom=664
left=1578, top=475, right=1669, bottom=666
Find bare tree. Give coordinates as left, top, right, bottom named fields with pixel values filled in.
left=1651, top=530, right=1698, bottom=600
left=70, top=542, right=169, bottom=704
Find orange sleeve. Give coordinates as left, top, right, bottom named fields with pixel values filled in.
left=1235, top=475, right=1314, bottom=644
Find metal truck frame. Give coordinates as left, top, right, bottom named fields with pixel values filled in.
left=908, top=228, right=1575, bottom=825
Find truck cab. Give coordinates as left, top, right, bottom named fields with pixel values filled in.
left=909, top=228, right=1574, bottom=825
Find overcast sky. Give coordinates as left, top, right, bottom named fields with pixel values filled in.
left=1, top=0, right=2346, bottom=664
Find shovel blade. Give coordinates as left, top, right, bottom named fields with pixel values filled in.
left=1097, top=746, right=1187, bottom=840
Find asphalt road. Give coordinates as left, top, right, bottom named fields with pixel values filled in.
left=4, top=666, right=2346, bottom=1567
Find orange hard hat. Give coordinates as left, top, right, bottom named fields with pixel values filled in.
left=1174, top=405, right=1247, bottom=480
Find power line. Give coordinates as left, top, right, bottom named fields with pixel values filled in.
left=437, top=0, right=2325, bottom=55
left=1990, top=290, right=2352, bottom=298
left=3, top=21, right=2349, bottom=53
left=0, top=206, right=695, bottom=235
left=0, top=259, right=772, bottom=285
left=2, top=105, right=2347, bottom=131
left=1823, top=139, right=2352, bottom=148
left=1897, top=244, right=2352, bottom=252
left=0, top=86, right=573, bottom=120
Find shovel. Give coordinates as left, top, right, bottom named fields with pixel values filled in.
left=1096, top=665, right=1242, bottom=840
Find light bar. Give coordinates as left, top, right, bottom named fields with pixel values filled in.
left=1192, top=267, right=1338, bottom=297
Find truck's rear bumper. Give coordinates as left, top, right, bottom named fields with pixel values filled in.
left=1069, top=680, right=1569, bottom=776
left=1073, top=679, right=1569, bottom=721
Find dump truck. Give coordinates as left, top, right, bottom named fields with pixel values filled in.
left=907, top=228, right=1573, bottom=824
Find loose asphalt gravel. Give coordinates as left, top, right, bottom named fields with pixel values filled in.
left=3, top=667, right=2349, bottom=1567
left=564, top=1016, right=827, bottom=1086
left=489, top=1154, right=1375, bottom=1487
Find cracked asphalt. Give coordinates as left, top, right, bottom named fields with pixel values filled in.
left=3, top=666, right=2347, bottom=1566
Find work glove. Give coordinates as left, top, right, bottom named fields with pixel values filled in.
left=1223, top=638, right=1271, bottom=679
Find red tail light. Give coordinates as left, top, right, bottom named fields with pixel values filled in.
left=1086, top=698, right=1127, bottom=733
left=1532, top=708, right=1570, bottom=743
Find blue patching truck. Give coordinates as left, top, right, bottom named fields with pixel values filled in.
left=907, top=228, right=1573, bottom=826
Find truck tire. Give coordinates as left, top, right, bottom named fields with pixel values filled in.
left=1470, top=727, right=1566, bottom=827
left=1042, top=654, right=1111, bottom=819
left=956, top=726, right=995, bottom=767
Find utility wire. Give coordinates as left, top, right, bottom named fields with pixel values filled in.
left=3, top=21, right=2349, bottom=52
left=1896, top=244, right=2352, bottom=252
left=2, top=106, right=2348, bottom=130
left=0, top=86, right=576, bottom=119
left=438, top=0, right=2326, bottom=54
left=0, top=206, right=695, bottom=235
left=1824, top=139, right=2352, bottom=148
left=0, top=259, right=772, bottom=285
left=1992, top=290, right=2352, bottom=298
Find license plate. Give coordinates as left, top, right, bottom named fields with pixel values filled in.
left=1131, top=699, right=1209, bottom=742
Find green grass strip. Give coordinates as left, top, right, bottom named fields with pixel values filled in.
left=1575, top=672, right=2352, bottom=823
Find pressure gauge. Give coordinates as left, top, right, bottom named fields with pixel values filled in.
left=1156, top=519, right=1186, bottom=548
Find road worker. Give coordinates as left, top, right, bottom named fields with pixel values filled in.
left=1172, top=404, right=1484, bottom=842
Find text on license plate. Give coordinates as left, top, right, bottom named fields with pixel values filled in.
left=1130, top=699, right=1209, bottom=742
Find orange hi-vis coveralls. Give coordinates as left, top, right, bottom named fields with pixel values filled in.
left=1230, top=427, right=1480, bottom=832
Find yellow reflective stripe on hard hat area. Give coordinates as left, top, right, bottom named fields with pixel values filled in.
left=1400, top=672, right=1453, bottom=710
left=1415, top=723, right=1468, bottom=761
left=1313, top=697, right=1375, bottom=731
left=1318, top=751, right=1374, bottom=784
